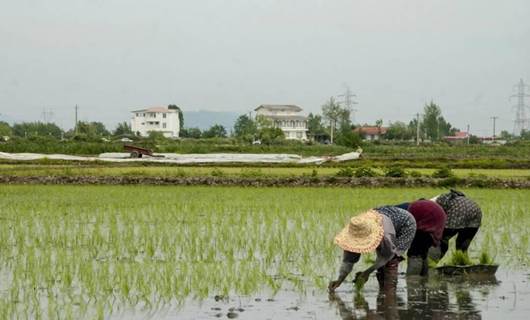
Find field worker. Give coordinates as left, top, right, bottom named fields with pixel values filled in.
left=396, top=200, right=447, bottom=276
left=328, top=207, right=416, bottom=292
left=431, top=189, right=482, bottom=259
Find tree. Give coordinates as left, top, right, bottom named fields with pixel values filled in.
left=113, top=122, right=133, bottom=136
left=307, top=113, right=324, bottom=134
left=335, top=125, right=362, bottom=148
left=422, top=101, right=456, bottom=141
left=180, top=127, right=202, bottom=138
left=76, top=121, right=110, bottom=137
left=168, top=104, right=184, bottom=132
left=520, top=130, right=530, bottom=140
left=203, top=124, right=227, bottom=138
left=146, top=131, right=168, bottom=144
left=307, top=113, right=328, bottom=142
left=499, top=130, right=513, bottom=140
left=0, top=121, right=12, bottom=137
left=386, top=121, right=414, bottom=140
left=258, top=127, right=285, bottom=145
left=322, top=97, right=346, bottom=144
left=12, top=122, right=63, bottom=139
left=233, top=115, right=257, bottom=142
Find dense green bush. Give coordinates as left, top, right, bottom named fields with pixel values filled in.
left=408, top=170, right=423, bottom=178
left=432, top=167, right=455, bottom=178
left=210, top=168, right=225, bottom=177
left=383, top=166, right=407, bottom=178
left=354, top=166, right=378, bottom=177
left=336, top=167, right=354, bottom=177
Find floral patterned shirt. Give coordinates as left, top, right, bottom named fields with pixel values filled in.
left=435, top=191, right=482, bottom=229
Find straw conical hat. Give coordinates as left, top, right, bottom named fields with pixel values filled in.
left=334, top=210, right=384, bottom=253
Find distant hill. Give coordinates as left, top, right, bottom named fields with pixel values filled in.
left=183, top=110, right=241, bottom=132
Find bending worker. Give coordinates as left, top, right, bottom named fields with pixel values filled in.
left=432, top=189, right=482, bottom=259
left=396, top=200, right=447, bottom=275
left=328, top=206, right=416, bottom=292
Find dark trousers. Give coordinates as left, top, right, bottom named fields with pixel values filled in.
left=440, top=227, right=479, bottom=259
left=407, top=231, right=433, bottom=259
left=407, top=231, right=433, bottom=276
left=376, top=256, right=401, bottom=291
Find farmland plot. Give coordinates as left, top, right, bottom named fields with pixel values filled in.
left=0, top=186, right=528, bottom=319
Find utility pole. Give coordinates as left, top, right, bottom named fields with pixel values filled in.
left=75, top=104, right=79, bottom=135
left=511, top=79, right=530, bottom=135
left=491, top=116, right=499, bottom=142
left=466, top=124, right=470, bottom=145
left=41, top=108, right=54, bottom=123
left=416, top=113, right=421, bottom=146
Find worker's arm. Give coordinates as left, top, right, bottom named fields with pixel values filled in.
left=355, top=235, right=395, bottom=283
left=328, top=251, right=360, bottom=292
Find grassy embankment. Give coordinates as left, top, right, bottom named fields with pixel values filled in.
left=1, top=164, right=529, bottom=179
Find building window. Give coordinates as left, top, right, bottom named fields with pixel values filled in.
left=136, top=113, right=139, bottom=117
left=162, top=123, right=167, bottom=129
left=163, top=113, right=167, bottom=118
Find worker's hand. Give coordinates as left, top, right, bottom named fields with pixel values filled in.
left=328, top=279, right=342, bottom=292
left=354, top=271, right=369, bottom=288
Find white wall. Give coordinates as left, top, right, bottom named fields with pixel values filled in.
left=130, top=111, right=180, bottom=138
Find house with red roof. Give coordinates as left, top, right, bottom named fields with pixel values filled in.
left=354, top=126, right=388, bottom=141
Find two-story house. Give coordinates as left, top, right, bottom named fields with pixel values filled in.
left=131, top=107, right=180, bottom=138
left=254, top=104, right=308, bottom=141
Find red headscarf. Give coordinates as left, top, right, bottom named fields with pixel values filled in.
left=407, top=200, right=447, bottom=246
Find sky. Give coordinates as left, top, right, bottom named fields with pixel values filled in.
left=1, top=0, right=529, bottom=136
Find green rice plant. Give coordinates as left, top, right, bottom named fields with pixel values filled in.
left=427, top=257, right=439, bottom=268
left=478, top=250, right=495, bottom=265
left=448, top=250, right=473, bottom=266
left=0, top=186, right=527, bottom=318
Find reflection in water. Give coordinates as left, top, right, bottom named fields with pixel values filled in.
left=329, top=275, right=499, bottom=320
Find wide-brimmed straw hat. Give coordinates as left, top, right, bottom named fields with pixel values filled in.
left=334, top=210, right=384, bottom=253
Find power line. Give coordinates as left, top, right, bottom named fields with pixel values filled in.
left=75, top=105, right=79, bottom=135
left=337, top=84, right=358, bottom=123
left=41, top=108, right=54, bottom=123
left=490, top=116, right=498, bottom=141
left=511, top=79, right=530, bottom=135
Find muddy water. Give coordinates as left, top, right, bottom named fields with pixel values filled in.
left=112, top=268, right=529, bottom=320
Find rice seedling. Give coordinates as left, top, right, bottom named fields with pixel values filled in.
left=478, top=250, right=495, bottom=265
left=0, top=186, right=527, bottom=318
left=448, top=250, right=473, bottom=266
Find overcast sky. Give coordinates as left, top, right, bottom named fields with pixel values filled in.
left=1, top=0, right=529, bottom=135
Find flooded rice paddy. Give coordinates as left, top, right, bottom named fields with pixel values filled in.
left=0, top=186, right=528, bottom=319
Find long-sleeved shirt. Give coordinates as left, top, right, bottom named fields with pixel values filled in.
left=338, top=215, right=398, bottom=279
left=435, top=191, right=482, bottom=229
left=374, top=206, right=416, bottom=255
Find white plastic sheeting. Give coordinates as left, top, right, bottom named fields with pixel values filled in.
left=0, top=150, right=361, bottom=164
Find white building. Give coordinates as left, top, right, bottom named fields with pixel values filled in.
left=254, top=104, right=308, bottom=140
left=131, top=107, right=180, bottom=138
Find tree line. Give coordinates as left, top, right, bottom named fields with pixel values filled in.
left=2, top=101, right=528, bottom=145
